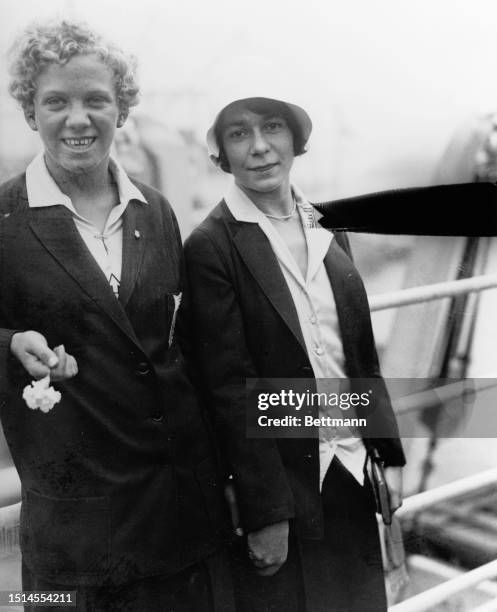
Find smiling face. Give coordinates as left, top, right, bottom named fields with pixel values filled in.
left=219, top=101, right=295, bottom=199
left=26, top=54, right=124, bottom=180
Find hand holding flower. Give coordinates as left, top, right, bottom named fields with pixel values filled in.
left=10, top=331, right=78, bottom=381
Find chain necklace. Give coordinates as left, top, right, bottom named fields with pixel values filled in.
left=263, top=198, right=297, bottom=221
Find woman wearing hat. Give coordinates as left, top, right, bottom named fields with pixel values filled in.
left=183, top=70, right=406, bottom=611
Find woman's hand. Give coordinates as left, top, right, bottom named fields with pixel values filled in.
left=385, top=466, right=403, bottom=513
left=247, top=520, right=289, bottom=576
left=10, top=331, right=78, bottom=382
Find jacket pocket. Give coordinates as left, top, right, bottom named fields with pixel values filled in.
left=22, top=488, right=110, bottom=580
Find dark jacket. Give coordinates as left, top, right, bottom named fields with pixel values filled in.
left=0, top=174, right=229, bottom=586
left=183, top=200, right=405, bottom=541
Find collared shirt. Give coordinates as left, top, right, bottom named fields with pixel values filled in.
left=224, top=182, right=366, bottom=489
left=26, top=152, right=147, bottom=298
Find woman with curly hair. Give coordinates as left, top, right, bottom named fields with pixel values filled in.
left=0, top=20, right=231, bottom=611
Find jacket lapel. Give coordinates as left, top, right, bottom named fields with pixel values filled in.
left=226, top=200, right=367, bottom=362
left=232, top=221, right=307, bottom=353
left=323, top=238, right=369, bottom=377
left=119, top=200, right=147, bottom=308
left=28, top=206, right=140, bottom=345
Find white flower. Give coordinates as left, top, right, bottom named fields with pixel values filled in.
left=22, top=376, right=61, bottom=413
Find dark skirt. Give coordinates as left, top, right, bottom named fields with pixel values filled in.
left=231, top=457, right=386, bottom=612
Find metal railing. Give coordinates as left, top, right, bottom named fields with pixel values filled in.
left=0, top=467, right=21, bottom=508
left=396, top=467, right=497, bottom=519
left=393, top=376, right=497, bottom=416
left=369, top=274, right=497, bottom=311
left=376, top=273, right=497, bottom=610
left=390, top=560, right=497, bottom=612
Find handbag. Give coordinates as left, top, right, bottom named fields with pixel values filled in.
left=369, top=447, right=392, bottom=525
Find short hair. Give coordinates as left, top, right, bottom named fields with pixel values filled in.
left=214, top=98, right=306, bottom=173
left=8, top=20, right=139, bottom=117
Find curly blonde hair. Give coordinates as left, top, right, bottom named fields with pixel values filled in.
left=8, top=20, right=140, bottom=117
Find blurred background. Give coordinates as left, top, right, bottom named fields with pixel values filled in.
left=1, top=0, right=496, bottom=337
left=1, top=0, right=496, bottom=328
left=0, top=0, right=496, bottom=227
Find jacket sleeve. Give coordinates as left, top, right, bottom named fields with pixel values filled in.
left=0, top=182, right=30, bottom=401
left=182, top=228, right=295, bottom=532
left=0, top=330, right=17, bottom=402
left=329, top=230, right=406, bottom=467
left=0, top=220, right=20, bottom=403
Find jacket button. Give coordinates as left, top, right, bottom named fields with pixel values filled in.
left=301, top=365, right=312, bottom=374
left=136, top=362, right=150, bottom=376
left=151, top=413, right=164, bottom=422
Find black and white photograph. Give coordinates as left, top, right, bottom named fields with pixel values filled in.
left=1, top=1, right=497, bottom=610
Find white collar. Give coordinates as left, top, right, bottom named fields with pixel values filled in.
left=224, top=181, right=324, bottom=226
left=224, top=182, right=264, bottom=223
left=25, top=152, right=148, bottom=209
left=224, top=182, right=332, bottom=285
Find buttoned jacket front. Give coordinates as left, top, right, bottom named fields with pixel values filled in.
left=183, top=199, right=405, bottom=540
left=0, top=174, right=228, bottom=586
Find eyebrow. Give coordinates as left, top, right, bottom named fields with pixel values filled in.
left=222, top=114, right=285, bottom=129
left=86, top=90, right=113, bottom=96
left=40, top=89, right=112, bottom=97
left=222, top=120, right=246, bottom=129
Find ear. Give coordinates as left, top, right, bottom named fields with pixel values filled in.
left=117, top=109, right=129, bottom=128
left=209, top=153, right=221, bottom=167
left=24, top=105, right=38, bottom=131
